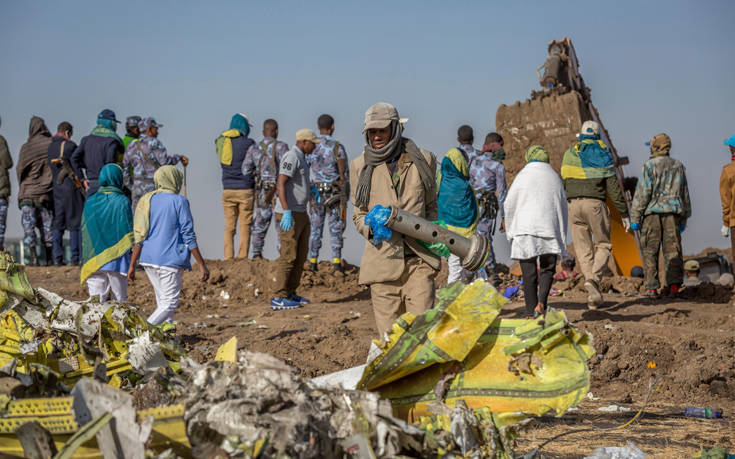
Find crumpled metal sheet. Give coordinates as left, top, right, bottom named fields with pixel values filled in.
left=182, top=351, right=439, bottom=458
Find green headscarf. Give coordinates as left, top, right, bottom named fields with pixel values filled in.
left=133, top=165, right=184, bottom=243
left=80, top=164, right=134, bottom=283
left=525, top=145, right=550, bottom=163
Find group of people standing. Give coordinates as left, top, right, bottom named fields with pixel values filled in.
left=1, top=104, right=731, bottom=334
left=216, top=114, right=349, bottom=271
left=4, top=110, right=205, bottom=326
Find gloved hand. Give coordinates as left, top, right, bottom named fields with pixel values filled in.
left=310, top=185, right=321, bottom=204
left=365, top=204, right=393, bottom=244
left=722, top=225, right=730, bottom=238
left=279, top=210, right=293, bottom=231
left=679, top=224, right=686, bottom=233
left=622, top=217, right=632, bottom=233
left=630, top=222, right=641, bottom=231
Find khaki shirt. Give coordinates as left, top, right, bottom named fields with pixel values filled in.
left=350, top=148, right=440, bottom=285
left=720, top=161, right=735, bottom=227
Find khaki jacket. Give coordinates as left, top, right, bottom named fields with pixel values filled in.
left=350, top=147, right=440, bottom=285
left=720, top=161, right=735, bottom=227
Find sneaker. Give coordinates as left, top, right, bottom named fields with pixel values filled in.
left=645, top=289, right=659, bottom=300
left=584, top=279, right=603, bottom=308
left=287, top=293, right=310, bottom=304
left=270, top=297, right=302, bottom=310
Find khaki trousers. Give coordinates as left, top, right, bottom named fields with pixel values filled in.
left=274, top=211, right=310, bottom=298
left=370, top=257, right=437, bottom=336
left=222, top=189, right=254, bottom=260
left=569, top=198, right=612, bottom=284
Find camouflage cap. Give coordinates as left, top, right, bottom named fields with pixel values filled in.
left=140, top=117, right=163, bottom=130
left=648, top=133, right=671, bottom=155
left=684, top=260, right=700, bottom=271
left=363, top=102, right=408, bottom=132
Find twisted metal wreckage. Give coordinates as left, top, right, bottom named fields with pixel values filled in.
left=0, top=248, right=594, bottom=458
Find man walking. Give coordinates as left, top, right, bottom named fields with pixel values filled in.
left=719, top=134, right=735, bottom=261
left=122, top=117, right=188, bottom=211
left=216, top=113, right=256, bottom=260
left=123, top=116, right=141, bottom=149
left=350, top=102, right=440, bottom=337
left=0, top=117, right=13, bottom=251
left=271, top=129, right=318, bottom=310
left=70, top=109, right=124, bottom=195
left=306, top=114, right=348, bottom=273
left=561, top=121, right=629, bottom=308
left=48, top=122, right=85, bottom=265
left=630, top=133, right=691, bottom=298
left=468, top=128, right=507, bottom=286
left=17, top=116, right=53, bottom=265
left=244, top=119, right=288, bottom=259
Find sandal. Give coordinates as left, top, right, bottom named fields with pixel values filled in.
left=533, top=303, right=545, bottom=319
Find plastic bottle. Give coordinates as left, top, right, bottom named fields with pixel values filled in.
left=683, top=406, right=722, bottom=418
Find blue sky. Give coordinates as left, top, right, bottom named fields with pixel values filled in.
left=1, top=1, right=734, bottom=264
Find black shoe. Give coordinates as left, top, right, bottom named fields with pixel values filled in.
left=43, top=247, right=53, bottom=266
left=309, top=262, right=318, bottom=272
left=333, top=263, right=344, bottom=274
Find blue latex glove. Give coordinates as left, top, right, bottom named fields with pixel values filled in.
left=680, top=224, right=686, bottom=233
left=310, top=185, right=321, bottom=204
left=630, top=222, right=641, bottom=231
left=280, top=210, right=293, bottom=231
left=365, top=204, right=393, bottom=244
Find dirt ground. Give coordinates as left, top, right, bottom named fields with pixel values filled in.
left=25, top=259, right=735, bottom=458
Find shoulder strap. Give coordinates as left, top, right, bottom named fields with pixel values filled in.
left=59, top=140, right=67, bottom=159
left=137, top=139, right=161, bottom=169
left=331, top=141, right=342, bottom=163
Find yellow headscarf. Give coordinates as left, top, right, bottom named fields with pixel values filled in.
left=133, top=165, right=184, bottom=243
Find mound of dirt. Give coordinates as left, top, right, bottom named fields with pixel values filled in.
left=586, top=316, right=735, bottom=407
left=168, top=258, right=362, bottom=306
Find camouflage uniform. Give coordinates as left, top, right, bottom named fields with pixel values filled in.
left=467, top=146, right=507, bottom=272
left=122, top=133, right=183, bottom=211
left=630, top=134, right=692, bottom=290
left=305, top=134, right=348, bottom=262
left=243, top=137, right=288, bottom=258
left=21, top=204, right=53, bottom=248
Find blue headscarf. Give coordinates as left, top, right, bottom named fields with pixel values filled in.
left=230, top=113, right=250, bottom=137
left=437, top=148, right=478, bottom=230
left=576, top=134, right=614, bottom=169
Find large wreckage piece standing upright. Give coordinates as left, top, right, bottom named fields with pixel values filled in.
left=358, top=281, right=594, bottom=426
left=496, top=37, right=642, bottom=275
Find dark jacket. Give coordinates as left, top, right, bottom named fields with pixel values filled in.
left=48, top=135, right=85, bottom=230
left=70, top=132, right=123, bottom=192
left=17, top=116, right=53, bottom=206
left=0, top=134, right=13, bottom=198
left=48, top=136, right=80, bottom=192
left=221, top=136, right=255, bottom=190
left=563, top=176, right=629, bottom=218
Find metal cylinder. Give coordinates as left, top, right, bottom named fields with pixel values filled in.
left=384, top=207, right=489, bottom=272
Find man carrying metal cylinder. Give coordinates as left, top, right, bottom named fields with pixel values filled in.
left=350, top=102, right=440, bottom=337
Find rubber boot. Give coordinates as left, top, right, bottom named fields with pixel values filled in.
left=309, top=258, right=318, bottom=272
left=333, top=263, right=344, bottom=274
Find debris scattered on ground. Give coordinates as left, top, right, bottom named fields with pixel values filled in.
left=584, top=441, right=646, bottom=459
left=597, top=404, right=632, bottom=413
